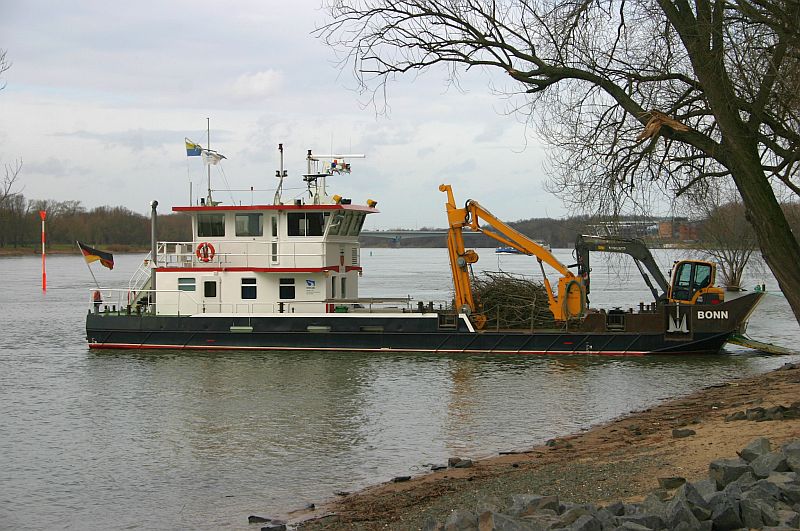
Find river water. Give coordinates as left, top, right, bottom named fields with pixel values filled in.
left=1, top=248, right=798, bottom=530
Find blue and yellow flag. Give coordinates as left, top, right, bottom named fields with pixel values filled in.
left=185, top=138, right=202, bottom=157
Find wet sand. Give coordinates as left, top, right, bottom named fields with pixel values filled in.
left=295, top=361, right=800, bottom=530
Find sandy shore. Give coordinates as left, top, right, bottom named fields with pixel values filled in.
left=294, top=361, right=800, bottom=530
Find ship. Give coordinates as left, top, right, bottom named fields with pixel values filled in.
left=497, top=241, right=550, bottom=254
left=85, top=145, right=763, bottom=355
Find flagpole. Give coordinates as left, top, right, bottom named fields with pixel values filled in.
left=76, top=241, right=101, bottom=290
left=187, top=158, right=193, bottom=206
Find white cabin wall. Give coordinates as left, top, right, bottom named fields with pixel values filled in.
left=154, top=270, right=329, bottom=315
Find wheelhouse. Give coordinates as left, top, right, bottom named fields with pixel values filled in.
left=148, top=202, right=377, bottom=316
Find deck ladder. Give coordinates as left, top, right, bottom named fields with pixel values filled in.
left=127, top=252, right=154, bottom=304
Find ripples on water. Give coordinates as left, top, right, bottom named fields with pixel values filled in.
left=1, top=250, right=798, bottom=530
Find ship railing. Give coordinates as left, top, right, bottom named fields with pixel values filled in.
left=328, top=297, right=412, bottom=313
left=87, top=288, right=200, bottom=316
left=127, top=252, right=154, bottom=295
left=87, top=289, right=449, bottom=316
left=322, top=297, right=452, bottom=314
left=154, top=240, right=332, bottom=269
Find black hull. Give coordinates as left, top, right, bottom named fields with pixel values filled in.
left=85, top=294, right=764, bottom=355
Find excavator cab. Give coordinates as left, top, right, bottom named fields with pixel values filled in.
left=668, top=260, right=724, bottom=304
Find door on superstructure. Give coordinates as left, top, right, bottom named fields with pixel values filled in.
left=270, top=215, right=279, bottom=265
left=201, top=278, right=221, bottom=313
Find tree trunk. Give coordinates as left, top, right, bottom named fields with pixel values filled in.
left=730, top=160, right=800, bottom=324
left=678, top=21, right=800, bottom=325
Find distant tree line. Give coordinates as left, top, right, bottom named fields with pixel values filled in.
left=2, top=190, right=798, bottom=263
left=360, top=216, right=598, bottom=249
left=361, top=214, right=689, bottom=249
left=0, top=193, right=190, bottom=251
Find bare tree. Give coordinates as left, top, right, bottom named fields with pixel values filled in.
left=1, top=159, right=23, bottom=206
left=318, top=0, right=800, bottom=324
left=683, top=184, right=757, bottom=289
left=0, top=48, right=9, bottom=90
left=0, top=50, right=22, bottom=208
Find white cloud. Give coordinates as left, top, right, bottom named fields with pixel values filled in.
left=0, top=0, right=567, bottom=226
left=229, top=70, right=285, bottom=101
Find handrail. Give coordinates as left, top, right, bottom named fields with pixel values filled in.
left=87, top=288, right=441, bottom=316
left=128, top=252, right=153, bottom=294
left=151, top=240, right=331, bottom=269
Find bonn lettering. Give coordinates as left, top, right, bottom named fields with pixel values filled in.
left=697, top=310, right=729, bottom=320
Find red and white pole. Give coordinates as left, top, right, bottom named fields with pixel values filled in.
left=39, top=210, right=46, bottom=292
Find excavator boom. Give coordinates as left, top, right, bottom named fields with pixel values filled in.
left=440, top=184, right=585, bottom=326
left=575, top=235, right=670, bottom=303
left=574, top=234, right=725, bottom=306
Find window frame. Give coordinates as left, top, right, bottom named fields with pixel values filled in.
left=287, top=212, right=327, bottom=237
left=235, top=213, right=263, bottom=237
left=241, top=277, right=257, bottom=300
left=279, top=277, right=296, bottom=299
left=197, top=214, right=226, bottom=237
left=204, top=280, right=218, bottom=298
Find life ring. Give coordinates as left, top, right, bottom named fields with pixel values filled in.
left=196, top=242, right=215, bottom=262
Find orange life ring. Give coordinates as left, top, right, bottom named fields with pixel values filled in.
left=196, top=242, right=215, bottom=262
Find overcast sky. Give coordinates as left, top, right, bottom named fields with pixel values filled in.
left=0, top=0, right=564, bottom=229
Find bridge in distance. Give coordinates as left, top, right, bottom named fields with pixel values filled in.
left=360, top=230, right=485, bottom=244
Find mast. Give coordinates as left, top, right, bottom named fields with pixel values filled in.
left=274, top=143, right=286, bottom=205
left=206, top=117, right=212, bottom=205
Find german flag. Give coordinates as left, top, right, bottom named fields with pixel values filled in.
left=77, top=241, right=114, bottom=270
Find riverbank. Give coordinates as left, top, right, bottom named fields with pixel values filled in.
left=0, top=245, right=147, bottom=256
left=293, top=360, right=800, bottom=530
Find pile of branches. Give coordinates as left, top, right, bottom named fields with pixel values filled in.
left=472, top=271, right=557, bottom=330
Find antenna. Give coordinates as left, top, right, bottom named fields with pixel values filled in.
left=274, top=144, right=287, bottom=205
left=305, top=151, right=366, bottom=204
left=206, top=117, right=212, bottom=205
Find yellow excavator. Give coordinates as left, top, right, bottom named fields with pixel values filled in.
left=440, top=184, right=586, bottom=329
left=441, top=184, right=732, bottom=331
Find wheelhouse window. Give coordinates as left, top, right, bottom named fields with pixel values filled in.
left=348, top=212, right=366, bottom=236
left=287, top=212, right=326, bottom=236
left=197, top=214, right=225, bottom=237
left=235, top=213, right=263, bottom=237
left=178, top=277, right=196, bottom=291
left=279, top=278, right=295, bottom=299
left=241, top=278, right=257, bottom=300
left=338, top=212, right=354, bottom=236
left=327, top=211, right=367, bottom=237
left=327, top=213, right=345, bottom=236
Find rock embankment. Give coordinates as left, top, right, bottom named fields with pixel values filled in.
left=295, top=362, right=800, bottom=530
left=428, top=436, right=800, bottom=530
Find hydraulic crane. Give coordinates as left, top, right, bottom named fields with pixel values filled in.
left=440, top=184, right=585, bottom=329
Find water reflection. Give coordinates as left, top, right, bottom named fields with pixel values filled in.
left=2, top=251, right=799, bottom=530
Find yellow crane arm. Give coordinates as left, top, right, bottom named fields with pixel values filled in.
left=440, top=184, right=585, bottom=325
left=441, top=184, right=481, bottom=324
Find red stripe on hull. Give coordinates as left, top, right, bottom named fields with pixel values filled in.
left=88, top=342, right=648, bottom=356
